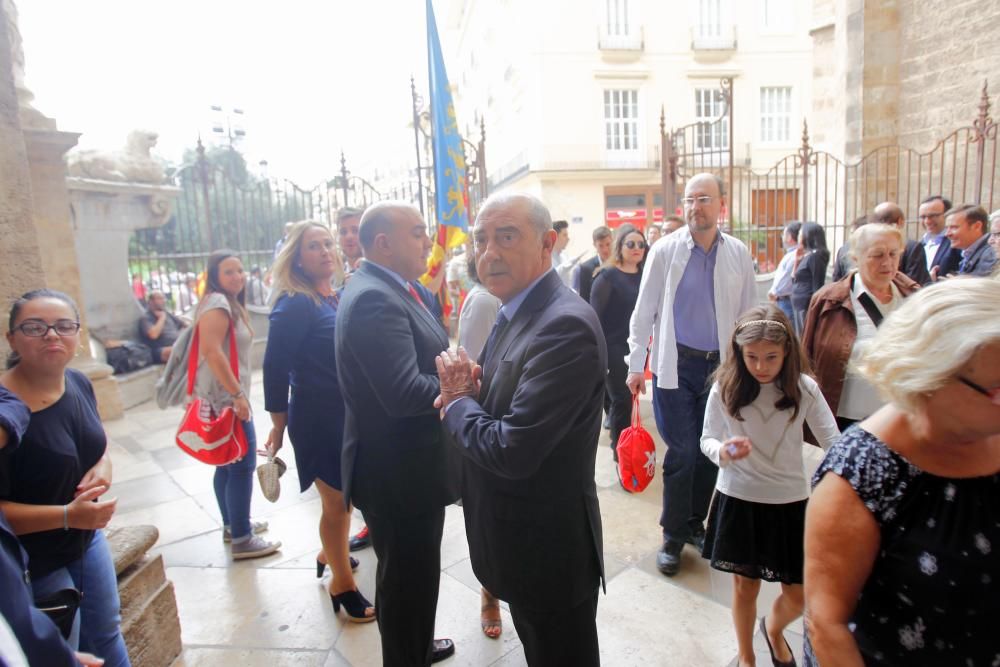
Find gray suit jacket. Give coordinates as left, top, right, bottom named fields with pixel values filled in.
left=443, top=270, right=607, bottom=612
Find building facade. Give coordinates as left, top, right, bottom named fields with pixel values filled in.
left=444, top=0, right=813, bottom=255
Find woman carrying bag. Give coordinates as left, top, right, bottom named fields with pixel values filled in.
left=193, top=250, right=280, bottom=560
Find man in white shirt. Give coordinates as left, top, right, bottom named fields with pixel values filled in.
left=550, top=220, right=583, bottom=286
left=919, top=195, right=960, bottom=280
left=767, top=221, right=802, bottom=322
left=626, top=173, right=757, bottom=576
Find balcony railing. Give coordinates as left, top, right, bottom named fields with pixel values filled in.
left=598, top=26, right=644, bottom=51
left=691, top=24, right=737, bottom=50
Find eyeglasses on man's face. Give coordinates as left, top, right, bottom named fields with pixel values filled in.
left=681, top=196, right=716, bottom=208
left=624, top=240, right=647, bottom=250
left=14, top=319, right=81, bottom=337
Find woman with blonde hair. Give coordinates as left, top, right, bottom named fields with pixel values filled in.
left=803, top=277, right=1000, bottom=665
left=263, top=221, right=374, bottom=622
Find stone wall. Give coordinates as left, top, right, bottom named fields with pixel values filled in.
left=0, top=0, right=46, bottom=364
left=898, top=0, right=1000, bottom=150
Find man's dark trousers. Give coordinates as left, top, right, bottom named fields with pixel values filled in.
left=652, top=353, right=719, bottom=542
left=365, top=506, right=445, bottom=666
left=510, top=590, right=600, bottom=667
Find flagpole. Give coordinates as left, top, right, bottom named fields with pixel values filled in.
left=410, top=75, right=425, bottom=218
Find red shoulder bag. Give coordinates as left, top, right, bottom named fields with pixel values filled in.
left=174, top=320, right=248, bottom=466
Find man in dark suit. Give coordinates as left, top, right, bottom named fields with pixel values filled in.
left=873, top=201, right=932, bottom=285
left=436, top=193, right=607, bottom=666
left=945, top=204, right=998, bottom=276
left=335, top=202, right=459, bottom=666
left=918, top=195, right=961, bottom=280
left=572, top=225, right=613, bottom=303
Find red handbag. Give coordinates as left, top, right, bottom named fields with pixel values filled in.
left=616, top=394, right=657, bottom=493
left=175, top=320, right=248, bottom=466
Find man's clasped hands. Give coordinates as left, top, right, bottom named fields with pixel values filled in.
left=434, top=347, right=482, bottom=415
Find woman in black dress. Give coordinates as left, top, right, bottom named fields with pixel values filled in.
left=263, top=221, right=373, bottom=623
left=590, top=223, right=647, bottom=462
left=790, top=221, right=830, bottom=334
left=804, top=277, right=1000, bottom=666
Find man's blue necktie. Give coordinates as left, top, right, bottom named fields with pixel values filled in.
left=480, top=312, right=509, bottom=365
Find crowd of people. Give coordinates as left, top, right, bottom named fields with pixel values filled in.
left=0, top=173, right=997, bottom=667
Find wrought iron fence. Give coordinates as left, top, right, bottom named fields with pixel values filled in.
left=128, top=129, right=490, bottom=315
left=661, top=80, right=1000, bottom=273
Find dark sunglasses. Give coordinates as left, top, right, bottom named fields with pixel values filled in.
left=624, top=240, right=647, bottom=250
left=958, top=376, right=1000, bottom=401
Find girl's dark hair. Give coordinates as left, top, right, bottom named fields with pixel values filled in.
left=199, top=249, right=249, bottom=328
left=799, top=221, right=828, bottom=251
left=713, top=304, right=811, bottom=421
left=6, top=289, right=80, bottom=369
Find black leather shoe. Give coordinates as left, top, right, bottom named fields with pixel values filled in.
left=431, top=638, right=455, bottom=663
left=686, top=524, right=706, bottom=552
left=656, top=540, right=683, bottom=576
left=349, top=526, right=371, bottom=552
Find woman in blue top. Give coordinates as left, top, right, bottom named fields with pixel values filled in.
left=263, top=221, right=374, bottom=623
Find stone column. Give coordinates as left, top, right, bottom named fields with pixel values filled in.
left=0, top=0, right=46, bottom=366
left=3, top=0, right=122, bottom=418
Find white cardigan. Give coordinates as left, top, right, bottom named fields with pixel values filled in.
left=700, top=376, right=840, bottom=504
left=627, top=227, right=757, bottom=389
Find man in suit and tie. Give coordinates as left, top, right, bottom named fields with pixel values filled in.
left=335, top=201, right=459, bottom=666
left=436, top=192, right=607, bottom=666
left=918, top=195, right=961, bottom=280
left=945, top=203, right=998, bottom=276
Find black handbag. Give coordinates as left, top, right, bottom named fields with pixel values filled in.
left=35, top=587, right=81, bottom=640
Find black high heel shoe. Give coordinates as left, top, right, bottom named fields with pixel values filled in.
left=316, top=557, right=360, bottom=578
left=330, top=589, right=376, bottom=623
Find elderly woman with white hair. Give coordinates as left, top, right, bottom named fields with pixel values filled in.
left=802, top=277, right=1000, bottom=666
left=802, top=223, right=920, bottom=431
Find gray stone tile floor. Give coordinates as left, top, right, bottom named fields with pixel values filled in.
left=105, top=372, right=824, bottom=666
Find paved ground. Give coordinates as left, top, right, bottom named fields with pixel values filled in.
left=105, top=371, right=823, bottom=666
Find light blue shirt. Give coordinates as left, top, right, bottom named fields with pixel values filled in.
left=672, top=236, right=720, bottom=352
left=366, top=261, right=411, bottom=291
left=769, top=244, right=798, bottom=298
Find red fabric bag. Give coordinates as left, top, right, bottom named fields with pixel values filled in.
left=175, top=320, right=248, bottom=466
left=616, top=394, right=657, bottom=493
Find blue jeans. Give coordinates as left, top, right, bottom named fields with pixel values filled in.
left=213, top=419, right=257, bottom=540
left=775, top=296, right=794, bottom=323
left=31, top=530, right=131, bottom=667
left=652, top=355, right=719, bottom=543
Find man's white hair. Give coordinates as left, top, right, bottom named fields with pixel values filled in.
left=476, top=191, right=552, bottom=236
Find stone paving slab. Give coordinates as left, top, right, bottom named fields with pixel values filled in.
left=101, top=374, right=825, bottom=666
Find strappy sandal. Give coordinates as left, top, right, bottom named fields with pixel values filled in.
left=480, top=588, right=502, bottom=639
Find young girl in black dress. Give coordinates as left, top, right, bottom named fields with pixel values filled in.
left=700, top=306, right=839, bottom=667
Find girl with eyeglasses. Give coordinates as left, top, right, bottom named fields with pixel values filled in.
left=0, top=289, right=130, bottom=666
left=589, top=223, right=647, bottom=463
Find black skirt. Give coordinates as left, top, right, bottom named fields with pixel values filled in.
left=701, top=491, right=806, bottom=584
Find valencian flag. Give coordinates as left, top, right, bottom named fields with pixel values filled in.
left=419, top=0, right=469, bottom=298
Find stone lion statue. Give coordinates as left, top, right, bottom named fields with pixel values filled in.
left=67, top=130, right=166, bottom=184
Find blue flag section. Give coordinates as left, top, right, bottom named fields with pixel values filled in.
left=425, top=0, right=470, bottom=235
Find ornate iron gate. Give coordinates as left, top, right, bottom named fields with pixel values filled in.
left=661, top=80, right=1000, bottom=273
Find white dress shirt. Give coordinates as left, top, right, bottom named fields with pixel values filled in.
left=627, top=227, right=757, bottom=389
left=768, top=245, right=798, bottom=298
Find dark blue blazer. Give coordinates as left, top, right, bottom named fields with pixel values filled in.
left=958, top=234, right=998, bottom=276
left=443, top=270, right=607, bottom=612
left=925, top=236, right=962, bottom=277
left=335, top=261, right=460, bottom=516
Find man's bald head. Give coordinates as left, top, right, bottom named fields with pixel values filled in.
left=873, top=202, right=905, bottom=228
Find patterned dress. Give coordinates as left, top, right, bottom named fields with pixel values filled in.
left=803, top=427, right=1000, bottom=666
